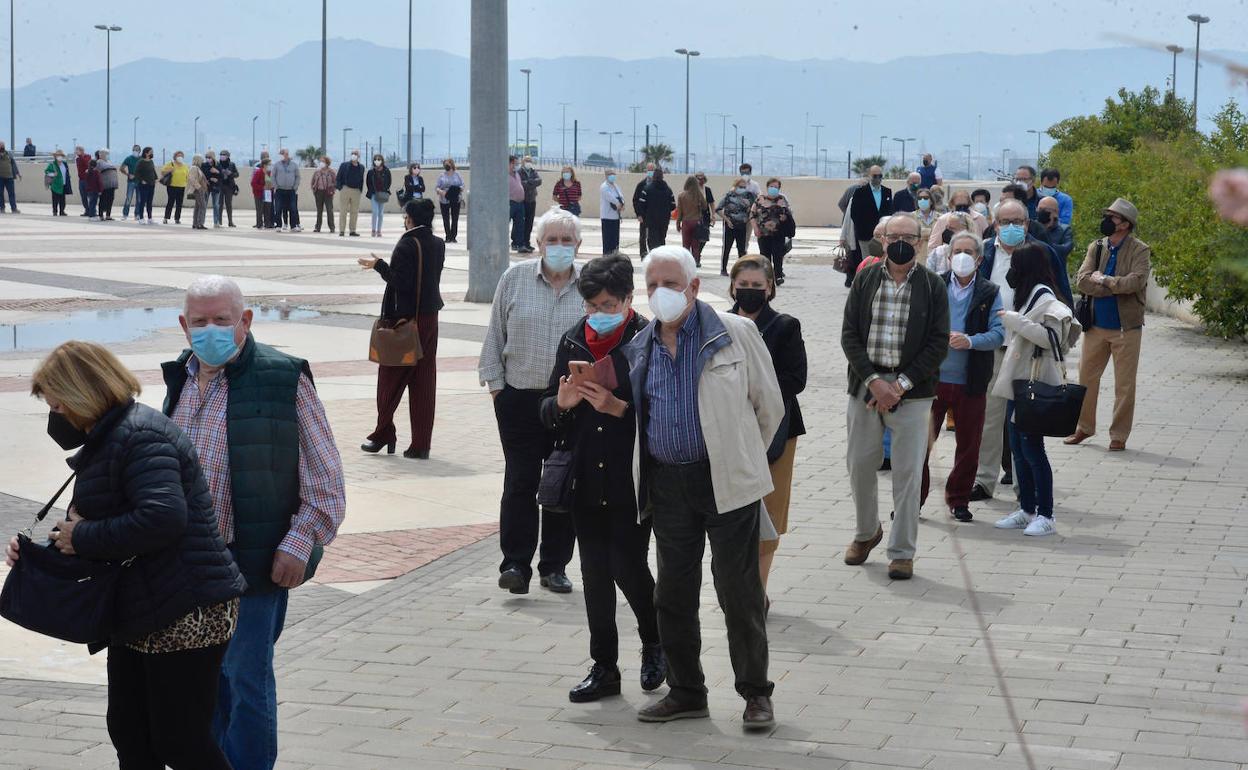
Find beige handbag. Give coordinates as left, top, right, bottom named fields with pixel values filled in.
left=368, top=239, right=425, bottom=367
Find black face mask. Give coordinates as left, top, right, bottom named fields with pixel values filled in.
left=734, top=288, right=768, bottom=314
left=1005, top=266, right=1020, bottom=289
left=941, top=228, right=954, bottom=245
left=1037, top=210, right=1053, bottom=225
left=954, top=204, right=970, bottom=213
left=1099, top=216, right=1117, bottom=236
left=886, top=240, right=916, bottom=265
left=47, top=411, right=88, bottom=451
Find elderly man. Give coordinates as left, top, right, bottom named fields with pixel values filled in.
left=920, top=231, right=1003, bottom=522
left=272, top=149, right=302, bottom=232
left=842, top=213, right=949, bottom=580
left=847, top=165, right=893, bottom=284
left=519, top=155, right=542, bottom=251
left=633, top=162, right=657, bottom=256
left=1013, top=165, right=1040, bottom=219
left=120, top=144, right=141, bottom=221
left=508, top=155, right=529, bottom=252
left=22, top=137, right=35, bottom=157
left=893, top=172, right=922, bottom=213
left=336, top=149, right=365, bottom=236
left=1067, top=198, right=1151, bottom=452
left=0, top=141, right=19, bottom=213
left=164, top=276, right=346, bottom=770
left=1036, top=195, right=1073, bottom=263
left=74, top=145, right=91, bottom=215
left=917, top=153, right=942, bottom=189
left=926, top=189, right=989, bottom=249
left=623, top=245, right=783, bottom=728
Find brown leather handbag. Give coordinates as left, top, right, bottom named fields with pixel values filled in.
left=368, top=238, right=425, bottom=367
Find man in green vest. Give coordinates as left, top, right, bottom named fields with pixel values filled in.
left=164, top=275, right=346, bottom=770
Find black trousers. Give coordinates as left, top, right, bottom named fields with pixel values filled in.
left=638, top=217, right=649, bottom=256
left=493, top=386, right=575, bottom=579
left=720, top=222, right=748, bottom=272
left=99, top=188, right=116, bottom=219
left=648, top=460, right=772, bottom=703
left=523, top=199, right=537, bottom=247
left=222, top=190, right=234, bottom=225
left=645, top=219, right=669, bottom=252
left=51, top=192, right=67, bottom=215
left=440, top=200, right=460, bottom=241
left=759, top=234, right=787, bottom=278
left=573, top=502, right=659, bottom=667
left=164, top=186, right=185, bottom=222
left=107, top=641, right=231, bottom=770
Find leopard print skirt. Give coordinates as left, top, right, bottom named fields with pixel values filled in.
left=125, top=598, right=240, bottom=654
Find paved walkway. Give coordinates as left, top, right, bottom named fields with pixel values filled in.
left=0, top=210, right=1244, bottom=769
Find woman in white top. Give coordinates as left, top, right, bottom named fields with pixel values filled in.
left=599, top=169, right=626, bottom=255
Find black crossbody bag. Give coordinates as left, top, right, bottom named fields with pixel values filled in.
left=1074, top=240, right=1103, bottom=329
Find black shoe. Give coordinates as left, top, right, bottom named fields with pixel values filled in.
left=640, top=643, right=667, bottom=691
left=776, top=275, right=785, bottom=286
left=540, top=573, right=573, bottom=593
left=1000, top=472, right=1013, bottom=486
left=403, top=448, right=430, bottom=459
left=569, top=664, right=622, bottom=703
left=349, top=231, right=360, bottom=237
left=498, top=567, right=529, bottom=594
left=360, top=440, right=396, bottom=455
left=879, top=458, right=892, bottom=471
left=950, top=506, right=973, bottom=523
left=969, top=484, right=992, bottom=502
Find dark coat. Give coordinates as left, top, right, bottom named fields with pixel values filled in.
left=640, top=179, right=675, bottom=226
left=365, top=166, right=392, bottom=200
left=940, top=271, right=1000, bottom=396
left=752, top=305, right=807, bottom=439
left=540, top=313, right=646, bottom=514
left=980, top=235, right=1074, bottom=308
left=892, top=188, right=918, bottom=213
left=336, top=160, right=364, bottom=191
left=849, top=184, right=893, bottom=246
left=201, top=160, right=222, bottom=192
left=374, top=225, right=445, bottom=318
left=66, top=401, right=246, bottom=645
left=399, top=173, right=425, bottom=203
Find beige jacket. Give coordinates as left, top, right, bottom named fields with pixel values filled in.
left=992, top=286, right=1082, bottom=400
left=625, top=302, right=785, bottom=516
left=185, top=165, right=207, bottom=194
left=1075, top=235, right=1152, bottom=330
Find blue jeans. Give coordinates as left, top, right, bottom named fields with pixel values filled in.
left=0, top=177, right=15, bottom=211
left=1006, top=402, right=1053, bottom=517
left=135, top=183, right=154, bottom=220
left=213, top=589, right=288, bottom=770
left=211, top=189, right=223, bottom=225
left=882, top=427, right=892, bottom=460
left=85, top=191, right=99, bottom=218
left=273, top=189, right=293, bottom=227
left=370, top=196, right=385, bottom=233
left=509, top=200, right=525, bottom=247
left=122, top=179, right=137, bottom=217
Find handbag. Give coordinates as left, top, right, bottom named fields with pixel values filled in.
left=0, top=474, right=134, bottom=644
left=1011, top=326, right=1087, bottom=438
left=831, top=243, right=850, bottom=273
left=766, top=403, right=793, bottom=464
left=158, top=170, right=172, bottom=187
left=537, top=447, right=576, bottom=513
left=373, top=190, right=391, bottom=203
left=368, top=237, right=425, bottom=366
left=1074, top=240, right=1103, bottom=329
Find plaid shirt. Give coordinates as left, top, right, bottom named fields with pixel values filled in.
left=479, top=259, right=584, bottom=391
left=171, top=358, right=346, bottom=563
left=867, top=261, right=918, bottom=370
left=645, top=309, right=709, bottom=465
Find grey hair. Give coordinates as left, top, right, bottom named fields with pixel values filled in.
left=185, top=275, right=245, bottom=317
left=643, top=245, right=697, bottom=284
left=949, top=230, right=984, bottom=257
left=533, top=205, right=582, bottom=244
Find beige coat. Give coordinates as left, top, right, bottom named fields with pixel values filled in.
left=992, top=286, right=1082, bottom=400
left=1075, top=234, right=1152, bottom=331
left=185, top=165, right=207, bottom=195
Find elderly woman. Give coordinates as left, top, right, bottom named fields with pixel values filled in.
left=926, top=212, right=975, bottom=275
left=716, top=176, right=756, bottom=275
left=186, top=155, right=209, bottom=230
left=478, top=205, right=584, bottom=595
left=365, top=153, right=392, bottom=238
left=311, top=155, right=337, bottom=233
left=748, top=178, right=795, bottom=285
left=358, top=198, right=446, bottom=459
left=553, top=166, right=583, bottom=216
left=927, top=189, right=989, bottom=249
left=7, top=341, right=245, bottom=768
left=97, top=149, right=119, bottom=221
left=599, top=168, right=626, bottom=255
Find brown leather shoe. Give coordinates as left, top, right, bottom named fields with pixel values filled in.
left=887, top=559, right=914, bottom=580
left=1064, top=430, right=1092, bottom=446
left=742, top=695, right=775, bottom=729
left=637, top=695, right=710, bottom=723
left=1108, top=440, right=1126, bottom=452
left=844, top=525, right=883, bottom=566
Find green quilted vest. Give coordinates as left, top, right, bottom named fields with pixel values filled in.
left=162, top=334, right=323, bottom=594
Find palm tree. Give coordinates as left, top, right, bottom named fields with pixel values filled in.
left=629, top=143, right=675, bottom=172
left=851, top=154, right=887, bottom=176
left=294, top=145, right=324, bottom=167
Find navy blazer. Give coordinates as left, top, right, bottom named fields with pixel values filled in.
left=979, top=235, right=1074, bottom=308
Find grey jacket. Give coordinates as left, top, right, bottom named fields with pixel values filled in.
left=272, top=159, right=301, bottom=190
left=519, top=167, right=542, bottom=202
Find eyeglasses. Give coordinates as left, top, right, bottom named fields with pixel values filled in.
left=584, top=297, right=628, bottom=314
left=997, top=217, right=1027, bottom=226
left=884, top=233, right=920, bottom=244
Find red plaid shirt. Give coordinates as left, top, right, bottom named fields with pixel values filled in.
left=171, top=358, right=346, bottom=563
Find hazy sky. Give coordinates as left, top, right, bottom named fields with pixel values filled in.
left=5, top=0, right=1247, bottom=86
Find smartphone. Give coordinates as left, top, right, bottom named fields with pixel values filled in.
left=568, top=361, right=595, bottom=388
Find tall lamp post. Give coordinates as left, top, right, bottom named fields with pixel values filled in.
left=1026, top=128, right=1045, bottom=166
left=342, top=127, right=352, bottom=162
left=445, top=107, right=453, bottom=157
left=713, top=113, right=729, bottom=174
left=811, top=123, right=824, bottom=177
left=558, top=102, right=570, bottom=161
left=963, top=143, right=972, bottom=179
left=93, top=24, right=122, bottom=148
left=1001, top=148, right=1010, bottom=174
left=731, top=123, right=739, bottom=168
left=519, top=67, right=531, bottom=154
left=507, top=108, right=524, bottom=153
left=8, top=0, right=13, bottom=152
left=1166, top=44, right=1184, bottom=96
left=1188, top=14, right=1210, bottom=128
left=251, top=115, right=259, bottom=163
left=320, top=0, right=327, bottom=155
left=405, top=0, right=413, bottom=162
left=536, top=123, right=543, bottom=161
left=598, top=130, right=622, bottom=165
left=132, top=116, right=140, bottom=147
left=193, top=115, right=201, bottom=154
left=892, top=136, right=916, bottom=172
left=820, top=149, right=828, bottom=179
left=629, top=105, right=642, bottom=165
left=674, top=48, right=700, bottom=173
left=879, top=134, right=888, bottom=159
left=785, top=143, right=794, bottom=176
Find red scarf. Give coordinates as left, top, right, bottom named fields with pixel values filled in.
left=585, top=309, right=633, bottom=361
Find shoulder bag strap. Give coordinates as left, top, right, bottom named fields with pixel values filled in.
left=21, top=472, right=76, bottom=538
left=412, top=236, right=424, bottom=319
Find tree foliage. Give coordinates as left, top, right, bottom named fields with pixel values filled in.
left=294, top=145, right=324, bottom=167
left=1048, top=86, right=1196, bottom=154
left=627, top=143, right=675, bottom=172
left=852, top=155, right=886, bottom=176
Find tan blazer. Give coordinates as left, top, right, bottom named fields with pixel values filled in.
left=1075, top=235, right=1152, bottom=330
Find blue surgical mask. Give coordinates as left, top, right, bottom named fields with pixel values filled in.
left=918, top=199, right=931, bottom=211
left=587, top=311, right=626, bottom=334
left=543, top=245, right=576, bottom=271
left=1038, top=186, right=1057, bottom=197
left=190, top=324, right=240, bottom=367
left=562, top=172, right=572, bottom=181
left=646, top=170, right=654, bottom=178
left=607, top=174, right=616, bottom=184
left=767, top=186, right=780, bottom=197
left=998, top=223, right=1027, bottom=247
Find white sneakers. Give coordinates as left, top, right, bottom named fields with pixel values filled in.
left=994, top=509, right=1056, bottom=536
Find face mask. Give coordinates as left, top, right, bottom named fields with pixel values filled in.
left=918, top=199, right=930, bottom=211
left=909, top=183, right=919, bottom=192
left=737, top=186, right=747, bottom=193
left=607, top=174, right=617, bottom=184
left=955, top=203, right=970, bottom=212
left=374, top=160, right=383, bottom=167
left=646, top=170, right=654, bottom=178
left=132, top=147, right=140, bottom=154
left=866, top=238, right=884, bottom=257
left=740, top=173, right=750, bottom=181
left=587, top=311, right=626, bottom=334
left=1005, top=266, right=1020, bottom=289
left=871, top=175, right=883, bottom=185
left=941, top=228, right=955, bottom=245
left=47, top=411, right=88, bottom=451
left=561, top=172, right=572, bottom=181
left=322, top=161, right=330, bottom=167
left=734, top=287, right=768, bottom=314
left=1037, top=210, right=1053, bottom=225
left=175, top=156, right=184, bottom=163
left=190, top=324, right=240, bottom=367
left=543, top=244, right=576, bottom=271
left=952, top=251, right=977, bottom=278
left=922, top=159, right=931, bottom=166
left=352, top=154, right=360, bottom=161
left=767, top=186, right=780, bottom=197
left=886, top=240, right=916, bottom=265
left=998, top=223, right=1026, bottom=247
left=1099, top=216, right=1118, bottom=236
left=1013, top=178, right=1031, bottom=189
left=444, top=165, right=452, bottom=171
left=522, top=162, right=532, bottom=169
left=649, top=286, right=690, bottom=324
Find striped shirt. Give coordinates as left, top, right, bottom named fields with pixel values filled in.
left=867, top=261, right=918, bottom=369
left=645, top=309, right=708, bottom=464
left=479, top=259, right=584, bottom=391
left=170, top=357, right=346, bottom=563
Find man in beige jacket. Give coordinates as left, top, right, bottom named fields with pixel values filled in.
left=1066, top=198, right=1151, bottom=451
left=623, top=245, right=783, bottom=730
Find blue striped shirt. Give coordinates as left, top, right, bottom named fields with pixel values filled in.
left=645, top=309, right=708, bottom=464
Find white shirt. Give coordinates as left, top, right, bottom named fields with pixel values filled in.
left=990, top=240, right=1016, bottom=317
left=743, top=179, right=762, bottom=197
left=600, top=180, right=624, bottom=220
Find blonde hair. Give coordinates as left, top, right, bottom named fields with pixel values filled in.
left=31, top=341, right=141, bottom=429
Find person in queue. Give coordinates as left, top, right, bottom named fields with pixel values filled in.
left=553, top=165, right=583, bottom=216
left=0, top=140, right=21, bottom=214
left=365, top=153, right=390, bottom=238
left=518, top=156, right=542, bottom=251
left=632, top=162, right=656, bottom=256
left=250, top=157, right=273, bottom=230
left=716, top=176, right=757, bottom=276
left=539, top=254, right=667, bottom=704
left=336, top=149, right=365, bottom=237
left=1038, top=168, right=1074, bottom=224
left=926, top=212, right=974, bottom=275
left=358, top=199, right=446, bottom=459
left=599, top=168, right=627, bottom=255
left=96, top=148, right=119, bottom=221
left=186, top=154, right=209, bottom=230
left=623, top=245, right=783, bottom=729
left=202, top=150, right=223, bottom=228
left=6, top=342, right=246, bottom=769
left=640, top=167, right=675, bottom=253
left=133, top=147, right=157, bottom=224
left=218, top=149, right=239, bottom=228
left=728, top=255, right=807, bottom=609
left=508, top=155, right=529, bottom=252
left=847, top=165, right=893, bottom=284
left=1036, top=194, right=1073, bottom=263
left=676, top=175, right=710, bottom=267
left=164, top=275, right=346, bottom=769
left=893, top=172, right=922, bottom=213
left=749, top=178, right=795, bottom=285
left=398, top=161, right=426, bottom=205
left=841, top=212, right=949, bottom=581
left=160, top=151, right=189, bottom=225
left=272, top=148, right=302, bottom=232
left=311, top=155, right=337, bottom=233
left=44, top=149, right=73, bottom=216
left=478, top=206, right=584, bottom=595
left=437, top=158, right=465, bottom=243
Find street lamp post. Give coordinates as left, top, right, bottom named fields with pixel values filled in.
left=963, top=143, right=972, bottom=179
left=599, top=130, right=622, bottom=165
left=879, top=134, right=887, bottom=159
left=251, top=115, right=259, bottom=163
left=820, top=149, right=828, bottom=179
left=193, top=115, right=201, bottom=154
left=811, top=123, right=824, bottom=177
left=342, top=127, right=352, bottom=162
left=892, top=136, right=916, bottom=171
left=629, top=106, right=641, bottom=165
left=406, top=0, right=413, bottom=162
left=858, top=113, right=875, bottom=159
left=785, top=143, right=794, bottom=176
left=508, top=108, right=524, bottom=153
left=8, top=0, right=13, bottom=153
left=536, top=123, right=543, bottom=162
left=714, top=113, right=730, bottom=174
left=1166, top=44, right=1184, bottom=96
left=445, top=107, right=453, bottom=157
left=559, top=102, right=570, bottom=161
left=674, top=48, right=701, bottom=174
left=520, top=68, right=531, bottom=154
left=1188, top=14, right=1210, bottom=128
left=133, top=116, right=140, bottom=147
left=1026, top=128, right=1045, bottom=166
left=93, top=24, right=122, bottom=148
left=731, top=123, right=739, bottom=168
left=1001, top=148, right=1010, bottom=173
left=320, top=0, right=327, bottom=155
left=278, top=135, right=287, bottom=156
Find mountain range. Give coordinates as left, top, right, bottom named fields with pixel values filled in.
left=4, top=38, right=1246, bottom=175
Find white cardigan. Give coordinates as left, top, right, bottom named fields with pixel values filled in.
left=992, top=286, right=1082, bottom=399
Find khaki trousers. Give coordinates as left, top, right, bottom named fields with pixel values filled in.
left=1077, top=327, right=1142, bottom=443
left=975, top=348, right=1009, bottom=494
left=847, top=384, right=932, bottom=561
left=338, top=187, right=361, bottom=234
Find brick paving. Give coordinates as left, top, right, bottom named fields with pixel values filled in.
left=315, top=523, right=500, bottom=584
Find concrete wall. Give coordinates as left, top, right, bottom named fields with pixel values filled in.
left=7, top=160, right=1005, bottom=227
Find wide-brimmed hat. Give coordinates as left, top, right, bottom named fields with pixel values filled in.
left=1103, top=197, right=1139, bottom=228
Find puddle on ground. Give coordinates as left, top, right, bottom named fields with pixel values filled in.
left=0, top=305, right=321, bottom=352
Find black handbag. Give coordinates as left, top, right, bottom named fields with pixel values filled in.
left=1011, top=326, right=1087, bottom=438
left=537, top=447, right=576, bottom=513
left=0, top=474, right=135, bottom=644
left=766, top=403, right=793, bottom=464
left=1074, top=240, right=1102, bottom=329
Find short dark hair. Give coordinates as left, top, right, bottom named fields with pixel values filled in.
left=971, top=188, right=991, bottom=202
left=1008, top=243, right=1057, bottom=311
left=141, top=146, right=153, bottom=158
left=508, top=155, right=517, bottom=162
left=1016, top=165, right=1037, bottom=179
left=1040, top=168, right=1061, bottom=183
left=739, top=163, right=753, bottom=172
left=578, top=254, right=634, bottom=302
left=404, top=197, right=435, bottom=226
left=1001, top=184, right=1027, bottom=200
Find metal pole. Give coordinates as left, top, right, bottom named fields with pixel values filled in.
left=1188, top=14, right=1209, bottom=128
left=630, top=105, right=640, bottom=165
left=445, top=107, right=452, bottom=157
left=8, top=0, right=13, bottom=152
left=720, top=114, right=727, bottom=175
left=684, top=52, right=690, bottom=173
left=521, top=68, right=531, bottom=153
left=395, top=117, right=400, bottom=158
left=134, top=116, right=140, bottom=147
left=342, top=127, right=351, bottom=162
left=105, top=29, right=111, bottom=148
left=321, top=0, right=327, bottom=153
left=466, top=0, right=509, bottom=301
left=1002, top=148, right=1009, bottom=172
left=194, top=116, right=200, bottom=154
left=573, top=118, right=578, bottom=165
left=406, top=0, right=412, bottom=162
left=787, top=144, right=794, bottom=176
left=964, top=143, right=971, bottom=179
left=811, top=124, right=823, bottom=177
left=251, top=115, right=258, bottom=163
left=559, top=102, right=569, bottom=161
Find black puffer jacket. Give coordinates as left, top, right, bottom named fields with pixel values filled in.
left=66, top=400, right=245, bottom=645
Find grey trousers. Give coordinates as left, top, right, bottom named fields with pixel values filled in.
left=847, top=383, right=932, bottom=561
left=975, top=348, right=1008, bottom=494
